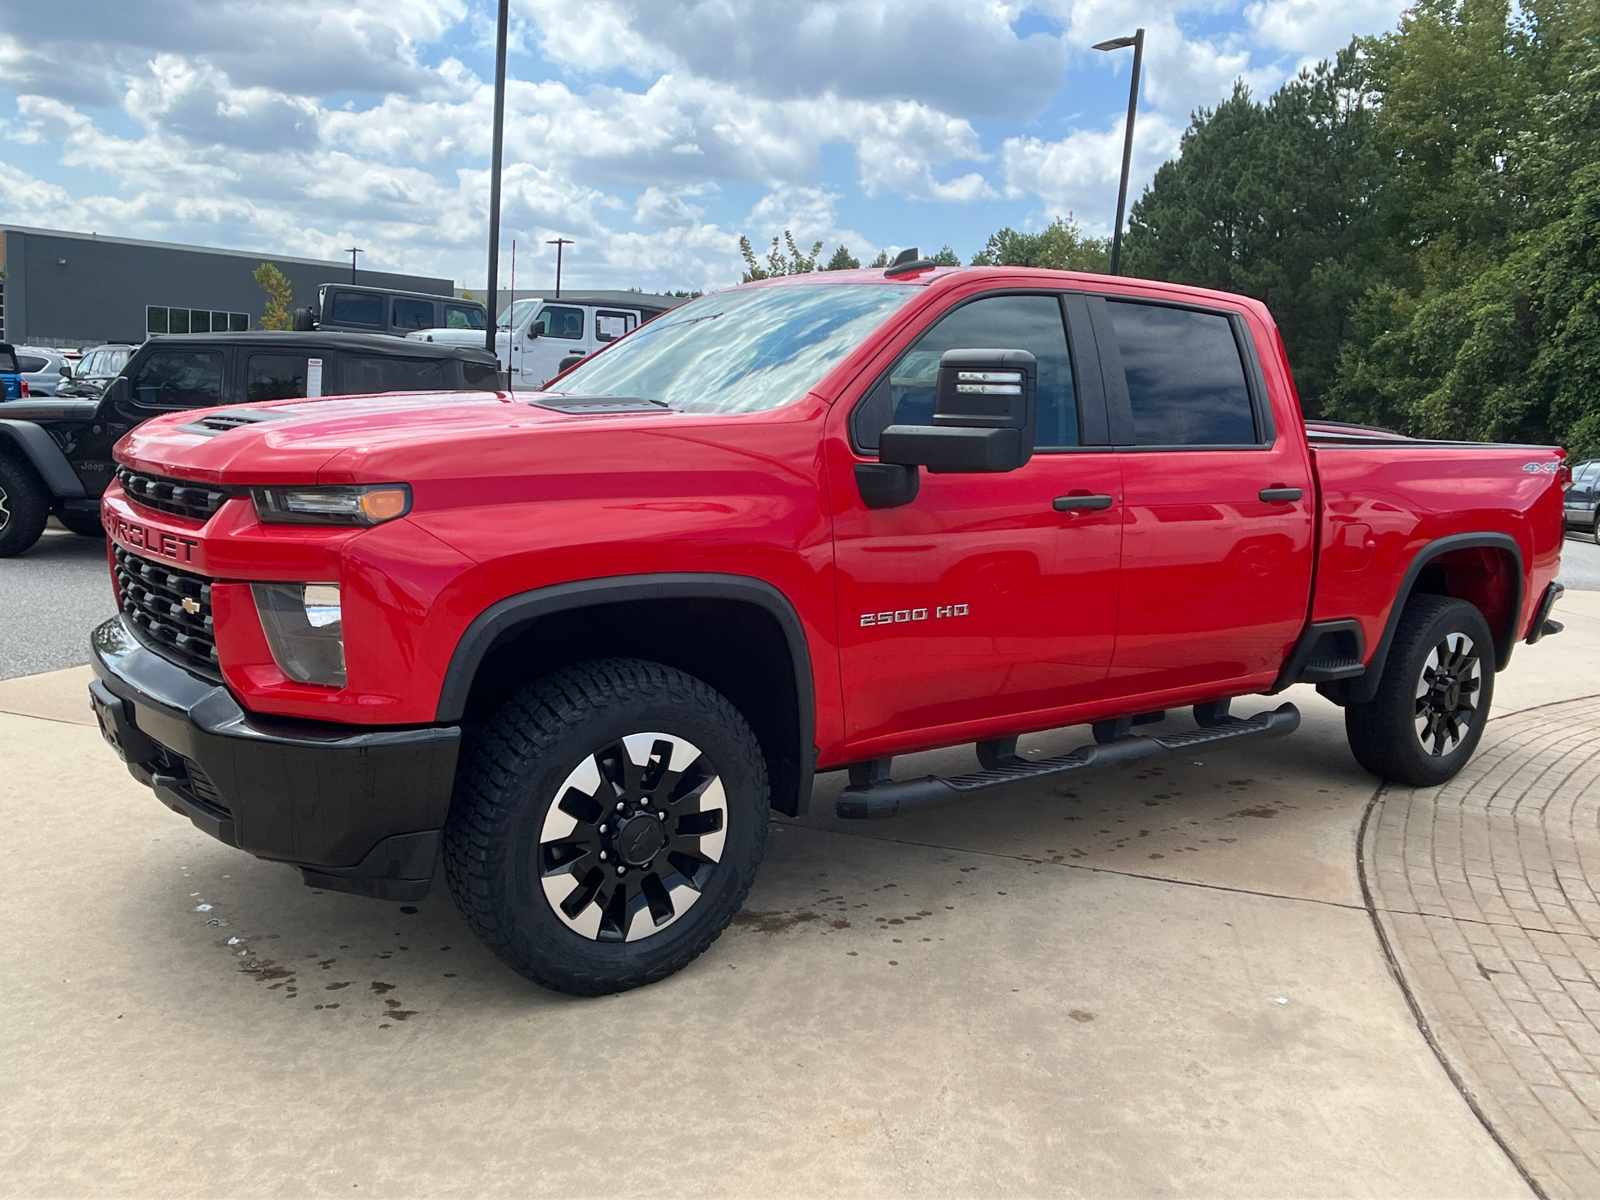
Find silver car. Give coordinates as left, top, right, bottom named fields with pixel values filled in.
left=14, top=346, right=71, bottom=396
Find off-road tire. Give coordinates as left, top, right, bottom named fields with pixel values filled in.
left=443, top=658, right=769, bottom=995
left=0, top=455, right=50, bottom=557
left=1345, top=594, right=1495, bottom=787
left=55, top=509, right=105, bottom=538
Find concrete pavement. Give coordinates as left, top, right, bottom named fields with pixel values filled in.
left=5, top=592, right=1599, bottom=1195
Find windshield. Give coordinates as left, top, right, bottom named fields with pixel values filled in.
left=549, top=284, right=919, bottom=414
left=497, top=299, right=542, bottom=330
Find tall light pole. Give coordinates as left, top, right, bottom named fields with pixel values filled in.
left=344, top=246, right=363, bottom=283
left=1093, top=28, right=1144, bottom=276
left=484, top=0, right=509, bottom=355
left=547, top=237, right=574, bottom=298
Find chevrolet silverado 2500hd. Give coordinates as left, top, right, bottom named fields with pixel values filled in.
left=88, top=262, right=1566, bottom=995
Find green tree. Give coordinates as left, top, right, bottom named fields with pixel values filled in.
left=824, top=244, right=860, bottom=270
left=868, top=249, right=890, bottom=267
left=739, top=231, right=825, bottom=281
left=929, top=245, right=961, bottom=265
left=1326, top=0, right=1600, bottom=454
left=253, top=262, right=293, bottom=330
left=970, top=216, right=1110, bottom=272
left=1122, top=50, right=1391, bottom=410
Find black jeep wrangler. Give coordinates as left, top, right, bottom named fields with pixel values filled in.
left=0, top=330, right=500, bottom=556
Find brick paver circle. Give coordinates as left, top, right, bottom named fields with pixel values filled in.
left=1364, top=695, right=1600, bottom=1199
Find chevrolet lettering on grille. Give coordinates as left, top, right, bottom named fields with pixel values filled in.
left=110, top=514, right=200, bottom=565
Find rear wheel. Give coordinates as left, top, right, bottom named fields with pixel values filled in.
left=1345, top=594, right=1494, bottom=787
left=0, top=456, right=49, bottom=557
left=443, top=658, right=768, bottom=995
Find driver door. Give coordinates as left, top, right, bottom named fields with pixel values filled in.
left=829, top=290, right=1122, bottom=748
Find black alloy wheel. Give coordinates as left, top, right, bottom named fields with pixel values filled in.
left=1345, top=594, right=1495, bottom=787
left=443, top=658, right=768, bottom=995
left=1412, top=630, right=1483, bottom=758
left=537, top=731, right=729, bottom=942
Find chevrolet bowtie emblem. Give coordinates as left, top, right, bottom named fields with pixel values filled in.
left=181, top=597, right=201, bottom=614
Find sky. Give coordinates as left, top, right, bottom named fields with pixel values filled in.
left=0, top=0, right=1407, bottom=296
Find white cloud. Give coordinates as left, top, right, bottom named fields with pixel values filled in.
left=1245, top=0, right=1405, bottom=56
left=522, top=0, right=1070, bottom=121
left=999, top=111, right=1183, bottom=233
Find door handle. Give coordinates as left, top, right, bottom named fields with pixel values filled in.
left=1259, top=486, right=1303, bottom=503
left=1053, top=494, right=1114, bottom=512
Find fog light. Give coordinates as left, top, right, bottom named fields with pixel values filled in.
left=253, top=583, right=345, bottom=687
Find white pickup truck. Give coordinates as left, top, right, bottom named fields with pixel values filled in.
left=409, top=292, right=682, bottom=390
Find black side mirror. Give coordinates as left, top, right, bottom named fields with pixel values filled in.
left=880, top=349, right=1037, bottom=473
left=105, top=376, right=130, bottom=407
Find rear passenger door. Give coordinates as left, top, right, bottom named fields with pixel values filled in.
left=1096, top=296, right=1314, bottom=701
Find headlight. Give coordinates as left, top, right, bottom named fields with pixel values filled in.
left=252, top=484, right=410, bottom=526
left=253, top=583, right=345, bottom=687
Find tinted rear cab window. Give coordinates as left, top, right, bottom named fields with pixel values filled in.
left=0, top=349, right=18, bottom=373
left=247, top=354, right=309, bottom=402
left=1108, top=302, right=1257, bottom=446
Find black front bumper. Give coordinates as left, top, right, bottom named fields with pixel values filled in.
left=89, top=615, right=460, bottom=901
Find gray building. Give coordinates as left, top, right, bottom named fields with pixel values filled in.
left=0, top=224, right=454, bottom=348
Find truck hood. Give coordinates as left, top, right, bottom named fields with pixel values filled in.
left=113, top=390, right=675, bottom=484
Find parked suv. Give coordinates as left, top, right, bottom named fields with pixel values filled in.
left=1566, top=459, right=1600, bottom=542
left=0, top=330, right=499, bottom=555
left=293, top=283, right=487, bottom=338
left=410, top=293, right=682, bottom=390
left=56, top=344, right=134, bottom=400
left=13, top=347, right=71, bottom=397
left=0, top=344, right=23, bottom=400
left=86, top=264, right=1565, bottom=996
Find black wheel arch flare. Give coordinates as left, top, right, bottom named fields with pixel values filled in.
left=436, top=573, right=817, bottom=817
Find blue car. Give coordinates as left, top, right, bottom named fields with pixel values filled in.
left=0, top=343, right=23, bottom=400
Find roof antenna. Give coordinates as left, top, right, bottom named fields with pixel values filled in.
left=884, top=246, right=937, bottom=277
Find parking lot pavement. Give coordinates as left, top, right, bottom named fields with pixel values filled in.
left=1560, top=532, right=1600, bottom=592
left=10, top=603, right=1600, bottom=1198
left=0, top=521, right=114, bottom=680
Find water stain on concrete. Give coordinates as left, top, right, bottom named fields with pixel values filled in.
left=733, top=909, right=819, bottom=934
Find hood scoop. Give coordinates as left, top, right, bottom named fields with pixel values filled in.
left=178, top=408, right=297, bottom=437
left=530, top=394, right=672, bottom=415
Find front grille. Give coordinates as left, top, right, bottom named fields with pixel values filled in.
left=113, top=545, right=220, bottom=679
left=116, top=466, right=237, bottom=523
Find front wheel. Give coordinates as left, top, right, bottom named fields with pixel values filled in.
left=443, top=659, right=769, bottom=995
left=1345, top=594, right=1494, bottom=787
left=0, top=456, right=49, bottom=557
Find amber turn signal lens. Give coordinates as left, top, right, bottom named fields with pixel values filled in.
left=359, top=488, right=410, bottom=521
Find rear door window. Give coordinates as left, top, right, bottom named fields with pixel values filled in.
left=337, top=355, right=447, bottom=394
left=246, top=354, right=310, bottom=402
left=392, top=298, right=435, bottom=330
left=328, top=291, right=384, bottom=328
left=533, top=305, right=584, bottom=339
left=445, top=304, right=486, bottom=329
left=1107, top=301, right=1258, bottom=446
left=129, top=351, right=225, bottom=408
left=854, top=293, right=1080, bottom=451
left=595, top=310, right=638, bottom=343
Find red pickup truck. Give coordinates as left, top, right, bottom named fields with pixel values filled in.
left=88, top=262, right=1567, bottom=995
